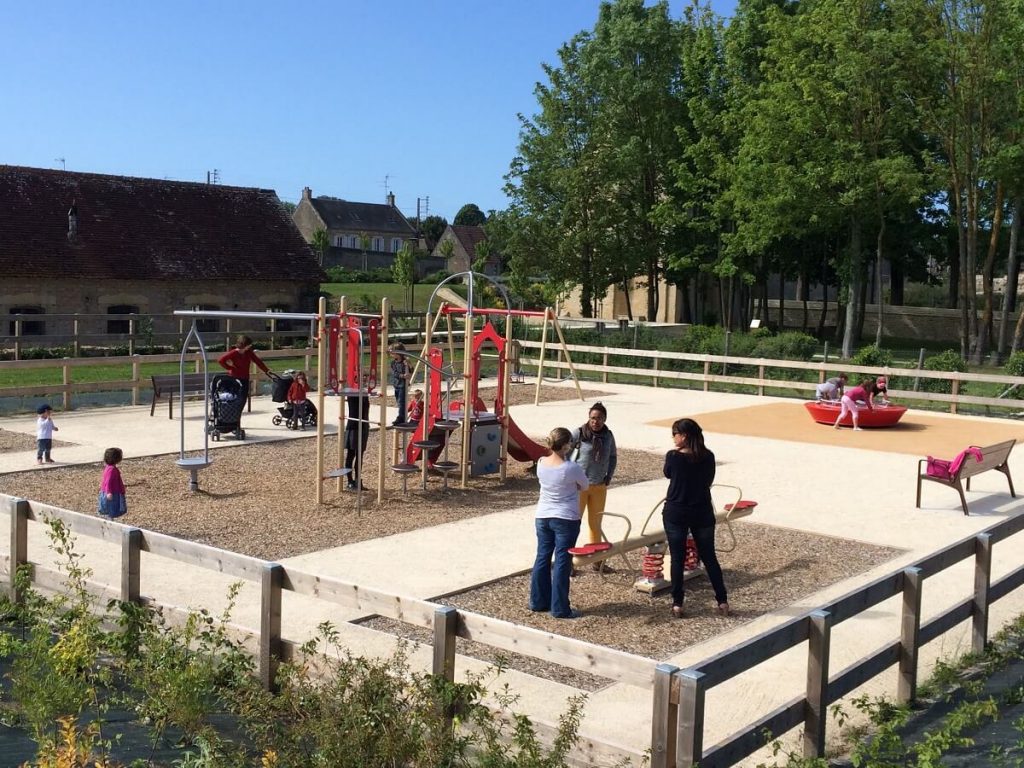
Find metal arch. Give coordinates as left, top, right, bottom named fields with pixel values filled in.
left=427, top=271, right=512, bottom=319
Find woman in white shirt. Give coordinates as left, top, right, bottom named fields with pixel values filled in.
left=528, top=427, right=589, bottom=619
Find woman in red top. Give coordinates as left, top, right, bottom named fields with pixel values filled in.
left=218, top=336, right=273, bottom=430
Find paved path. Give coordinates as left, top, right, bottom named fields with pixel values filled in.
left=3, top=382, right=1024, bottom=765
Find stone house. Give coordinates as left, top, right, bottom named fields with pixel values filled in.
left=430, top=224, right=501, bottom=276
left=0, top=165, right=324, bottom=344
left=291, top=187, right=444, bottom=276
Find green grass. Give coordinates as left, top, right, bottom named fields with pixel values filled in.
left=321, top=282, right=444, bottom=312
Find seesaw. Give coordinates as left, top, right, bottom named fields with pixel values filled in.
left=568, top=485, right=757, bottom=593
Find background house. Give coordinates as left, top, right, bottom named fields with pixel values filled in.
left=292, top=187, right=444, bottom=277
left=430, top=224, right=501, bottom=276
left=0, top=165, right=323, bottom=342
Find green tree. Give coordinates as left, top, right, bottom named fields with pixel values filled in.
left=453, top=203, right=486, bottom=226
left=358, top=231, right=371, bottom=272
left=419, top=215, right=448, bottom=250
left=392, top=242, right=417, bottom=309
left=311, top=227, right=330, bottom=268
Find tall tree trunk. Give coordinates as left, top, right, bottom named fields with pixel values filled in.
left=842, top=216, right=862, bottom=359
left=817, top=281, right=828, bottom=337
left=875, top=218, right=886, bottom=347
left=998, top=198, right=1022, bottom=358
left=680, top=276, right=692, bottom=324
left=778, top=272, right=785, bottom=331
left=974, top=181, right=1004, bottom=363
left=621, top=274, right=633, bottom=322
left=890, top=261, right=904, bottom=305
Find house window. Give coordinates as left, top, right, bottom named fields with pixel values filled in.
left=8, top=306, right=44, bottom=336
left=391, top=238, right=402, bottom=253
left=372, top=237, right=383, bottom=252
left=194, top=305, right=220, bottom=335
left=266, top=304, right=300, bottom=332
left=106, top=304, right=139, bottom=334
left=350, top=235, right=359, bottom=248
left=335, top=235, right=345, bottom=247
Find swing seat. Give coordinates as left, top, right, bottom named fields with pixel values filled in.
left=722, top=499, right=757, bottom=519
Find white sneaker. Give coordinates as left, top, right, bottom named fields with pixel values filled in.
left=853, top=427, right=863, bottom=431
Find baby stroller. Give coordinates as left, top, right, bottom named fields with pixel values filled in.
left=208, top=374, right=246, bottom=441
left=270, top=370, right=317, bottom=431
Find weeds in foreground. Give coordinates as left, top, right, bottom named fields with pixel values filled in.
left=0, top=522, right=606, bottom=767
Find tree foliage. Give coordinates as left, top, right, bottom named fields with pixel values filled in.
left=497, top=0, right=1024, bottom=358
left=453, top=203, right=486, bottom=226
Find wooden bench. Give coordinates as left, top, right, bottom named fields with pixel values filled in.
left=916, top=439, right=1016, bottom=515
left=151, top=373, right=209, bottom=418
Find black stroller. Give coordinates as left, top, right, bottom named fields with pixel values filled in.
left=270, top=371, right=317, bottom=431
left=208, top=374, right=247, bottom=441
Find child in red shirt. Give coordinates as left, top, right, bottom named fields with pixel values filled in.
left=286, top=371, right=317, bottom=427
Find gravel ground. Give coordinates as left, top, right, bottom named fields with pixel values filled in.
left=0, top=383, right=903, bottom=687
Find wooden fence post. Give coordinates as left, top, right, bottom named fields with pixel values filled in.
left=676, top=669, right=706, bottom=767
left=703, top=361, right=710, bottom=392
left=260, top=563, right=283, bottom=691
left=758, top=363, right=765, bottom=396
left=73, top=314, right=80, bottom=357
left=951, top=378, right=959, bottom=414
left=14, top=317, right=21, bottom=361
left=973, top=533, right=992, bottom=654
left=804, top=610, right=832, bottom=759
left=602, top=351, right=609, bottom=383
left=898, top=567, right=922, bottom=704
left=128, top=316, right=136, bottom=356
left=432, top=605, right=458, bottom=682
left=650, top=663, right=679, bottom=768
left=7, top=498, right=28, bottom=603
left=131, top=356, right=141, bottom=406
left=120, top=527, right=142, bottom=604
left=62, top=359, right=71, bottom=411
left=653, top=356, right=660, bottom=388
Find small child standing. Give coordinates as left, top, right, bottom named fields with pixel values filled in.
left=35, top=404, right=58, bottom=464
left=98, top=447, right=127, bottom=518
left=408, top=389, right=425, bottom=424
left=286, top=371, right=318, bottom=428
left=389, top=343, right=410, bottom=425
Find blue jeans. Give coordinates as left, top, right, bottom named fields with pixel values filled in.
left=529, top=517, right=581, bottom=618
left=394, top=380, right=407, bottom=423
left=36, top=438, right=52, bottom=461
left=663, top=518, right=728, bottom=607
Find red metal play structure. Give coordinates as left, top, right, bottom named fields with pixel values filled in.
left=326, top=314, right=380, bottom=394
left=405, top=318, right=548, bottom=467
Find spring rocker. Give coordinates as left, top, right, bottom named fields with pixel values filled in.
left=568, top=485, right=758, bottom=594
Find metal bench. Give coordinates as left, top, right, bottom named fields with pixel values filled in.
left=916, top=439, right=1016, bottom=515
left=151, top=373, right=208, bottom=418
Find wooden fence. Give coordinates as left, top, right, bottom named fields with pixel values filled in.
left=2, top=337, right=1024, bottom=416
left=5, top=492, right=1024, bottom=767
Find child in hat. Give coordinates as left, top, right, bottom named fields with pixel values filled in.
left=35, top=404, right=58, bottom=464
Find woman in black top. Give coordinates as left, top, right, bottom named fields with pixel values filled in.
left=663, top=418, right=729, bottom=618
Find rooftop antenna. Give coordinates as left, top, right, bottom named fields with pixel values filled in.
left=55, top=157, right=66, bottom=171
left=382, top=173, right=396, bottom=201
left=206, top=169, right=220, bottom=184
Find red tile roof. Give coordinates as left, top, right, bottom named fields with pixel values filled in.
left=450, top=224, right=488, bottom=261
left=0, top=165, right=324, bottom=281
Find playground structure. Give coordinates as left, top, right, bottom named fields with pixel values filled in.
left=172, top=274, right=583, bottom=503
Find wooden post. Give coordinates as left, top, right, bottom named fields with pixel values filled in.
left=14, top=317, right=21, bottom=361
left=804, top=610, right=832, bottom=759
left=315, top=297, right=327, bottom=505
left=73, top=314, right=80, bottom=358
left=225, top=318, right=232, bottom=354
left=653, top=356, right=660, bottom=387
left=432, top=605, right=458, bottom=682
left=602, top=351, right=609, bottom=383
left=534, top=309, right=551, bottom=405
left=62, top=359, right=71, bottom=411
left=120, top=527, right=142, bottom=604
left=650, top=663, right=679, bottom=768
left=758, top=363, right=765, bottom=396
left=131, top=356, right=141, bottom=406
left=951, top=377, right=960, bottom=414
left=337, top=298, right=347, bottom=494
left=128, top=316, right=136, bottom=356
left=550, top=314, right=584, bottom=400
left=898, top=567, right=922, bottom=704
left=421, top=310, right=433, bottom=491
left=378, top=298, right=390, bottom=504
left=676, top=669, right=705, bottom=767
left=973, top=533, right=992, bottom=654
left=7, top=498, right=28, bottom=603
left=703, top=360, right=710, bottom=392
left=260, top=563, right=283, bottom=691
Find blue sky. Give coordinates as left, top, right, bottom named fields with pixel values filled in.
left=2, top=1, right=736, bottom=222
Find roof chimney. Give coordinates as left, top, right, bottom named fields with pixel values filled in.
left=67, top=202, right=78, bottom=239
left=302, top=186, right=312, bottom=201
left=387, top=192, right=396, bottom=207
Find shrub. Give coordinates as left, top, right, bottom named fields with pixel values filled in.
left=751, top=331, right=818, bottom=361
left=679, top=325, right=726, bottom=355
left=1004, top=351, right=1024, bottom=378
left=422, top=269, right=451, bottom=283
left=851, top=344, right=893, bottom=367
left=919, top=349, right=968, bottom=394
